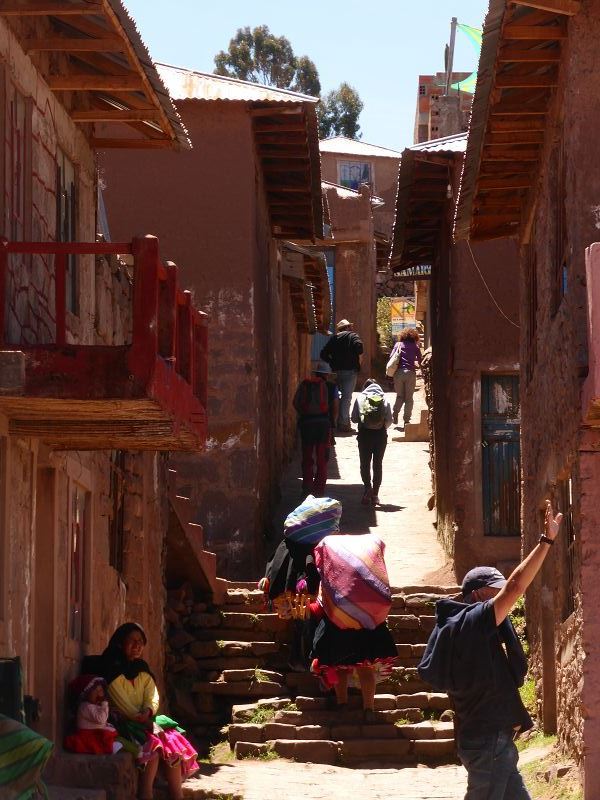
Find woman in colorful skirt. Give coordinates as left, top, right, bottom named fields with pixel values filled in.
left=99, top=622, right=198, bottom=800
left=309, top=529, right=397, bottom=720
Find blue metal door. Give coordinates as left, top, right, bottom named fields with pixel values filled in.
left=481, top=374, right=521, bottom=536
left=311, top=249, right=335, bottom=361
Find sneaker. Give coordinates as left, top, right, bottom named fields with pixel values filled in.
left=371, top=494, right=380, bottom=506
left=361, top=489, right=372, bottom=505
left=363, top=708, right=378, bottom=724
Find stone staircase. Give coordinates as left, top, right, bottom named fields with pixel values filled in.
left=166, top=582, right=461, bottom=767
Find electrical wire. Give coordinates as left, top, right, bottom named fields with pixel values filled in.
left=466, top=240, right=520, bottom=329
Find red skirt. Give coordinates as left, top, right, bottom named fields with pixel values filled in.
left=65, top=727, right=118, bottom=755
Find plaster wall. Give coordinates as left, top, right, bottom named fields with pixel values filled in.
left=320, top=150, right=399, bottom=239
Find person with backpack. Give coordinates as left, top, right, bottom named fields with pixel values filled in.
left=351, top=379, right=393, bottom=506
left=386, top=328, right=422, bottom=428
left=320, top=319, right=364, bottom=433
left=293, top=361, right=339, bottom=498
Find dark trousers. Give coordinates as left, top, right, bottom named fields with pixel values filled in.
left=301, top=441, right=329, bottom=496
left=457, top=731, right=531, bottom=799
left=357, top=429, right=387, bottom=493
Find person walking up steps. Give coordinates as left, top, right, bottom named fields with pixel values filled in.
left=320, top=319, right=363, bottom=432
left=351, top=378, right=393, bottom=506
left=387, top=328, right=422, bottom=428
left=293, top=361, right=339, bottom=498
left=418, top=500, right=564, bottom=800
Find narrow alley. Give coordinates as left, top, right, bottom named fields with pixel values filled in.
left=0, top=1, right=592, bottom=798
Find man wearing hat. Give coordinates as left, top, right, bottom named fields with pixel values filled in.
left=418, top=501, right=563, bottom=799
left=320, top=319, right=363, bottom=432
left=293, top=361, right=339, bottom=498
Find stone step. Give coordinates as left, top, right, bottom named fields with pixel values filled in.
left=224, top=588, right=265, bottom=611
left=47, top=788, right=107, bottom=800
left=229, top=719, right=454, bottom=747
left=233, top=735, right=456, bottom=766
left=193, top=678, right=286, bottom=698
left=192, top=627, right=291, bottom=644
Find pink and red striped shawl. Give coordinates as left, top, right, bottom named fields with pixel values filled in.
left=314, top=533, right=391, bottom=630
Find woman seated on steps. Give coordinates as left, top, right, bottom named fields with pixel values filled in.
left=92, top=622, right=198, bottom=800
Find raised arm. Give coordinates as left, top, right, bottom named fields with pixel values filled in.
left=492, top=501, right=563, bottom=626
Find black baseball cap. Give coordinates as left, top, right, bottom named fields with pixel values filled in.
left=462, top=566, right=506, bottom=597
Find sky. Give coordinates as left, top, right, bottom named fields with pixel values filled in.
left=125, top=0, right=489, bottom=152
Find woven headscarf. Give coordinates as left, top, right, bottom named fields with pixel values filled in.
left=284, top=495, right=342, bottom=545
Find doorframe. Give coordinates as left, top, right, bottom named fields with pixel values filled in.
left=472, top=364, right=520, bottom=538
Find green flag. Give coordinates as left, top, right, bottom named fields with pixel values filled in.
left=451, top=23, right=482, bottom=95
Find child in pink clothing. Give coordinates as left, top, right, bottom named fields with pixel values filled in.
left=64, top=675, right=122, bottom=755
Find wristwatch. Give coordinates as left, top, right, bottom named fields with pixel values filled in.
left=538, top=533, right=554, bottom=546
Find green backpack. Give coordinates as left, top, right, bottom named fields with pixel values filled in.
left=359, top=394, right=386, bottom=429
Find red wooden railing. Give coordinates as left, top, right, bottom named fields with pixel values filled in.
left=0, top=236, right=208, bottom=410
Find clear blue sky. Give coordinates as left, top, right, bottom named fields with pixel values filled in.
left=126, top=0, right=489, bottom=151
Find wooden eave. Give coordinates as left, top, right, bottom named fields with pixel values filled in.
left=1, top=0, right=189, bottom=149
left=455, top=0, right=579, bottom=240
left=388, top=149, right=455, bottom=274
left=251, top=103, right=323, bottom=241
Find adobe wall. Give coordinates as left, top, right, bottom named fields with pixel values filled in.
left=101, top=101, right=308, bottom=578
left=320, top=151, right=400, bottom=239
left=324, top=184, right=377, bottom=374
left=0, top=19, right=96, bottom=345
left=516, top=5, right=600, bottom=786
left=430, top=161, right=520, bottom=579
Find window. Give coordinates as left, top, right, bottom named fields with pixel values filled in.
left=525, top=235, right=538, bottom=383
left=419, top=85, right=426, bottom=96
left=109, top=451, right=126, bottom=573
left=4, top=81, right=31, bottom=241
left=556, top=477, right=577, bottom=621
left=339, top=161, right=372, bottom=191
left=68, top=482, right=88, bottom=641
left=551, top=141, right=567, bottom=315
left=56, top=150, right=78, bottom=314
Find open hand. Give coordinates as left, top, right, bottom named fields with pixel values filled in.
left=545, top=499, right=563, bottom=541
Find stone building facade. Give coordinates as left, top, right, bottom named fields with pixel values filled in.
left=0, top=3, right=206, bottom=756
left=101, top=67, right=326, bottom=579
left=454, top=0, right=600, bottom=792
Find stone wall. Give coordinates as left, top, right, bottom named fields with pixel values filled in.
left=517, top=5, right=600, bottom=786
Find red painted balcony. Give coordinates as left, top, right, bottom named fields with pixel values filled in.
left=0, top=236, right=207, bottom=450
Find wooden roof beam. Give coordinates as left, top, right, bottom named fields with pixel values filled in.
left=503, top=23, right=567, bottom=39
left=489, top=117, right=547, bottom=130
left=511, top=0, right=580, bottom=14
left=48, top=74, right=144, bottom=91
left=496, top=72, right=558, bottom=88
left=0, top=1, right=103, bottom=13
left=482, top=148, right=540, bottom=160
left=24, top=35, right=124, bottom=51
left=478, top=176, right=532, bottom=189
left=480, top=161, right=535, bottom=172
left=72, top=108, right=161, bottom=122
left=498, top=45, right=561, bottom=61
left=90, top=137, right=172, bottom=149
left=491, top=101, right=549, bottom=114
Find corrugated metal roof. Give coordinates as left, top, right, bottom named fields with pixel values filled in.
left=156, top=64, right=318, bottom=104
left=410, top=132, right=468, bottom=153
left=106, top=1, right=190, bottom=148
left=319, top=136, right=402, bottom=159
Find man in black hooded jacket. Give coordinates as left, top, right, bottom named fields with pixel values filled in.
left=419, top=501, right=563, bottom=799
